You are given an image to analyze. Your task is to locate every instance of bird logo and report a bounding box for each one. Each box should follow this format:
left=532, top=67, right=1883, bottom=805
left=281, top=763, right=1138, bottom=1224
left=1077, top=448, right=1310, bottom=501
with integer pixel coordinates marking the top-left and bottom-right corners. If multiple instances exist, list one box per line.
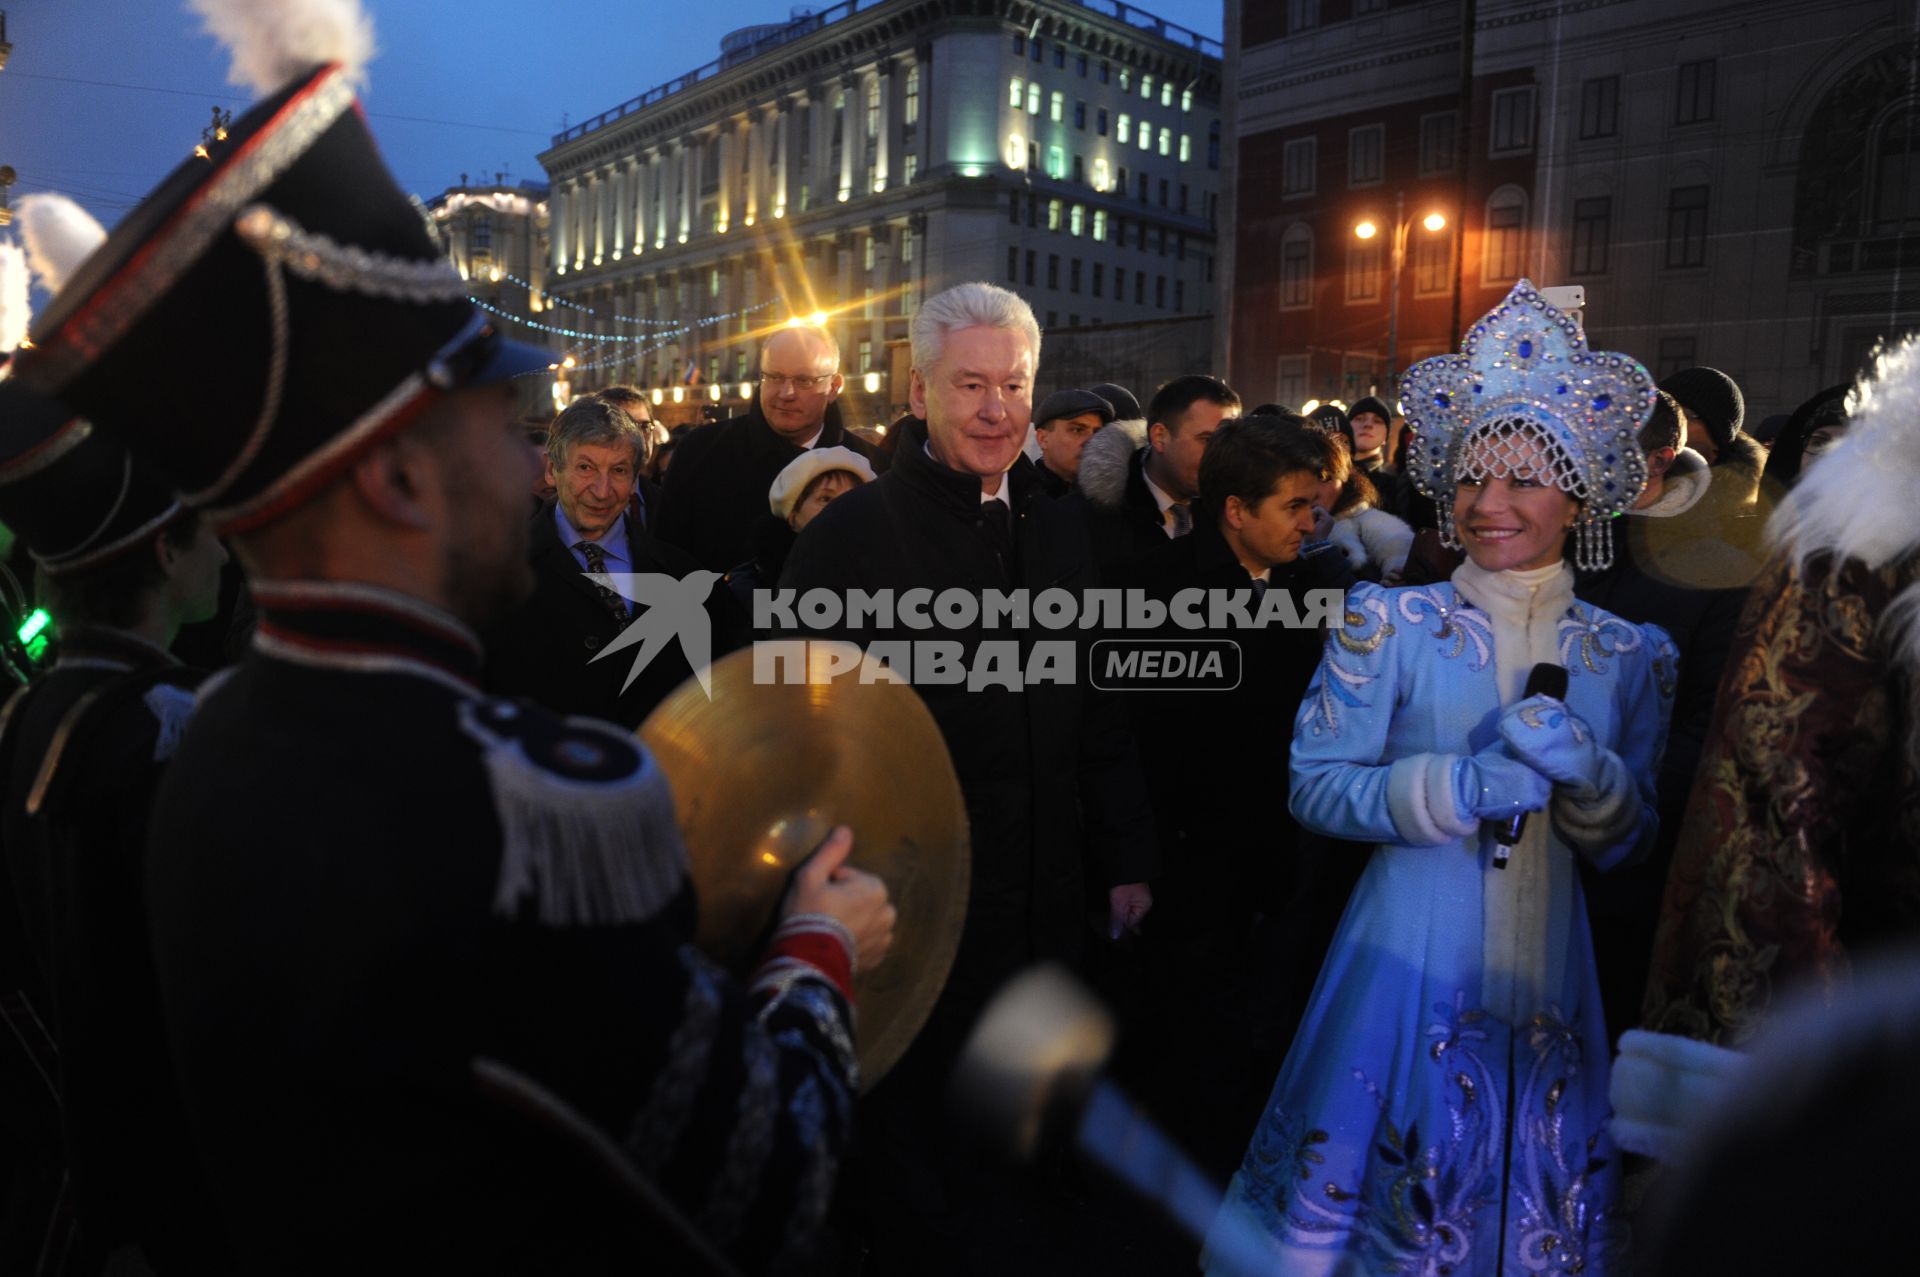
left=586, top=571, right=724, bottom=699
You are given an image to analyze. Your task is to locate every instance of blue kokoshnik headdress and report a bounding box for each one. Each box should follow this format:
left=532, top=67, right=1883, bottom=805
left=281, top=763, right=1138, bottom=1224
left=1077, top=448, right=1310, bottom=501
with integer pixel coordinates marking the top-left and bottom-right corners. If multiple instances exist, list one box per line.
left=1400, top=280, right=1655, bottom=571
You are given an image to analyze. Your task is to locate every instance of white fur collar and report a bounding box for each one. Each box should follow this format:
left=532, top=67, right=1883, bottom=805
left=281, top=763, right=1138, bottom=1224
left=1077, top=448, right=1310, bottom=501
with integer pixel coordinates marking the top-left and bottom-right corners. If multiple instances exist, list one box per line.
left=1074, top=417, right=1148, bottom=510
left=1637, top=449, right=1711, bottom=519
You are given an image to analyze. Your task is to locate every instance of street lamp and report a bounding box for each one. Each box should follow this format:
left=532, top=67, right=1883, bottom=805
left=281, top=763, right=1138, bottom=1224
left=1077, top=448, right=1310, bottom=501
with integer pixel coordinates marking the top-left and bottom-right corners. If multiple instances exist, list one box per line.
left=1354, top=192, right=1447, bottom=395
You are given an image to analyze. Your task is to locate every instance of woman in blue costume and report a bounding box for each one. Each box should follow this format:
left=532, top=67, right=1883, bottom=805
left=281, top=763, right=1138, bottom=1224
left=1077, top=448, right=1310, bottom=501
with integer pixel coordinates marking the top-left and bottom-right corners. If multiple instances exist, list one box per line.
left=1211, top=282, right=1677, bottom=1276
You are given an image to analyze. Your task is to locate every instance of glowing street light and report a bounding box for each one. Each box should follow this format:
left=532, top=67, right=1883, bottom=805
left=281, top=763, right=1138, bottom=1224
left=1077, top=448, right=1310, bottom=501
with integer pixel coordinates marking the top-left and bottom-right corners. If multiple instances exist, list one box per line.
left=1354, top=192, right=1451, bottom=394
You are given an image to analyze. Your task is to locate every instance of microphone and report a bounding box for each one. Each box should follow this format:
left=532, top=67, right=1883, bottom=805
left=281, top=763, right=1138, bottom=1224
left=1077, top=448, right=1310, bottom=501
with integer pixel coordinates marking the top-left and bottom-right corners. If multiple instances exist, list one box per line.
left=1491, top=661, right=1569, bottom=869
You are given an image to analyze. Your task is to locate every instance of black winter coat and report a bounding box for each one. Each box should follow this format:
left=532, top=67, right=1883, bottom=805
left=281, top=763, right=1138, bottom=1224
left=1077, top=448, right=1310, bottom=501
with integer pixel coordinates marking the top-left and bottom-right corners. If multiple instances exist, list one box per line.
left=778, top=419, right=1156, bottom=1004
left=485, top=504, right=746, bottom=730
left=654, top=399, right=881, bottom=571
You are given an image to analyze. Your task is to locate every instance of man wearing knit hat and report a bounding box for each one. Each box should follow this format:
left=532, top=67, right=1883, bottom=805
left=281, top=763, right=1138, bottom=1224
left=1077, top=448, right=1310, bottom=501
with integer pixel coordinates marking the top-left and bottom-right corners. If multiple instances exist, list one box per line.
left=1660, top=365, right=1769, bottom=516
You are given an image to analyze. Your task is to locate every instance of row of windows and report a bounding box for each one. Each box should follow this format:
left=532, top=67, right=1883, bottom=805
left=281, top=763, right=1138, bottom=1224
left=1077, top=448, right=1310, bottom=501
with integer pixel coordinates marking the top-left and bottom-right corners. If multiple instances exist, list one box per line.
left=1004, top=247, right=1188, bottom=311
left=1274, top=184, right=1713, bottom=311
left=1007, top=191, right=1194, bottom=255
left=1006, top=77, right=1207, bottom=164
left=1577, top=60, right=1717, bottom=139
left=1280, top=115, right=1461, bottom=198
left=1004, top=139, right=1201, bottom=212
left=1010, top=32, right=1198, bottom=113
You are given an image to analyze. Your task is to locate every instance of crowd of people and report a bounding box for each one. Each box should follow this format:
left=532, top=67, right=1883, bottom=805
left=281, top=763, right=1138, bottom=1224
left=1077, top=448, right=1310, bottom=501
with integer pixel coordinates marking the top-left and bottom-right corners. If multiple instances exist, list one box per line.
left=3, top=8, right=1919, bottom=1277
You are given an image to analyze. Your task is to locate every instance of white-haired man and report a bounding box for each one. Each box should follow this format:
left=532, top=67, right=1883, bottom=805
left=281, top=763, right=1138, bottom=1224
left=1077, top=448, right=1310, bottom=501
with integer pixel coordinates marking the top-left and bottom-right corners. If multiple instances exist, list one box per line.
left=780, top=282, right=1155, bottom=1274
left=656, top=324, right=883, bottom=570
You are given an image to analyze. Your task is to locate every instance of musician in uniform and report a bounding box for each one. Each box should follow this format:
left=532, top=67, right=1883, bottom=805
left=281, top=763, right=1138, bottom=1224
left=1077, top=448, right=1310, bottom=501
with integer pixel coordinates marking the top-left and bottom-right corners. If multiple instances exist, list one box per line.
left=11, top=16, right=895, bottom=1274
left=0, top=383, right=229, bottom=1270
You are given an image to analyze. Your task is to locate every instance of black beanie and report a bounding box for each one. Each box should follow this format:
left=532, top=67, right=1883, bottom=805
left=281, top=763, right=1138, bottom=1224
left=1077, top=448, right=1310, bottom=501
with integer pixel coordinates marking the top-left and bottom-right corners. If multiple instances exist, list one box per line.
left=1349, top=395, right=1394, bottom=424
left=1658, top=367, right=1745, bottom=452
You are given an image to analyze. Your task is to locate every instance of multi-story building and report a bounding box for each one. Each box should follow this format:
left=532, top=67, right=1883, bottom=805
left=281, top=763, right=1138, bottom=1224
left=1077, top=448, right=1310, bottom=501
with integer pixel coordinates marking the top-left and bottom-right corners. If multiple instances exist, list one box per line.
left=537, top=0, right=1224, bottom=424
left=1222, top=0, right=1919, bottom=418
left=424, top=176, right=552, bottom=330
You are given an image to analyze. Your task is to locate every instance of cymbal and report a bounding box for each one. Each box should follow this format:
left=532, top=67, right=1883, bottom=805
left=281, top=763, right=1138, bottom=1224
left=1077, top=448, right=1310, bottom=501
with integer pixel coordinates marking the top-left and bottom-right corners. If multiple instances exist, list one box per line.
left=638, top=642, right=970, bottom=1089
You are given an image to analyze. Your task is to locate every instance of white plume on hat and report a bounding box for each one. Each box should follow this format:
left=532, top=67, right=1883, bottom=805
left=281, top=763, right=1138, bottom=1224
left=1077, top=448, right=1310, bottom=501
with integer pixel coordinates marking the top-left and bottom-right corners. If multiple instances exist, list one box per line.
left=0, top=241, right=28, bottom=364
left=189, top=0, right=375, bottom=97
left=17, top=194, right=107, bottom=296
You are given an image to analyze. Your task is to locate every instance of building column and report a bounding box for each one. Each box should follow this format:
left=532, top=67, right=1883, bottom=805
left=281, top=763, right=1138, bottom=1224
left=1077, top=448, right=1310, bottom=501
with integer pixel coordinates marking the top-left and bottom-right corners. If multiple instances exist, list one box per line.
left=552, top=180, right=570, bottom=274
left=872, top=63, right=892, bottom=195
left=839, top=75, right=858, bottom=203
left=717, top=124, right=733, bottom=234
left=745, top=113, right=762, bottom=227
left=572, top=176, right=588, bottom=270
left=677, top=140, right=692, bottom=244
left=610, top=164, right=626, bottom=261
left=773, top=96, right=794, bottom=218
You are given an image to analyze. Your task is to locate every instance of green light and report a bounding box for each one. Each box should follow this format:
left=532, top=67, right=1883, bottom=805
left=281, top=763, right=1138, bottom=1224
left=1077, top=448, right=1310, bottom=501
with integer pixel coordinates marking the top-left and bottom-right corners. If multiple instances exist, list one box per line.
left=24, top=635, right=48, bottom=663
left=17, top=608, right=49, bottom=645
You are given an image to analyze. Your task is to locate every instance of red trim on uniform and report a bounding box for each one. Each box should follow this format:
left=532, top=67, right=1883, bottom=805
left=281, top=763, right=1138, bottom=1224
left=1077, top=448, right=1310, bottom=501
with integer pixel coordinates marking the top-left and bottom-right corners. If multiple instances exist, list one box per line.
left=760, top=932, right=855, bottom=1004
left=212, top=382, right=443, bottom=537
left=41, top=65, right=345, bottom=365
left=250, top=583, right=480, bottom=654
left=252, top=620, right=479, bottom=686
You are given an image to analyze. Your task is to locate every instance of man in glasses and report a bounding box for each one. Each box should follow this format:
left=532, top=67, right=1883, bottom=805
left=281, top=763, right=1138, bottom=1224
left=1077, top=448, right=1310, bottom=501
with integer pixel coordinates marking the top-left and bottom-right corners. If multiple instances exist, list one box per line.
left=656, top=324, right=884, bottom=571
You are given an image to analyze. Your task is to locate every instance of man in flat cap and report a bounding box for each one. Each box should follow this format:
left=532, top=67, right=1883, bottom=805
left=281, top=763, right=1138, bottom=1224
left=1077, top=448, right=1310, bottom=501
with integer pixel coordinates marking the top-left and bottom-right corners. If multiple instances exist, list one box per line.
left=1030, top=387, right=1114, bottom=497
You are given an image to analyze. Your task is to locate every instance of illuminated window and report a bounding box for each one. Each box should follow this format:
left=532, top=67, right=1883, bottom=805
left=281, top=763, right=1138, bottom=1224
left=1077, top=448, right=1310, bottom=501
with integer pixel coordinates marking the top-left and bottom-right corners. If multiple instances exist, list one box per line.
left=1070, top=204, right=1085, bottom=236
left=1048, top=199, right=1062, bottom=230
left=906, top=66, right=921, bottom=126
left=1118, top=113, right=1131, bottom=145
left=1093, top=208, right=1107, bottom=241
left=866, top=78, right=881, bottom=139
left=1051, top=91, right=1064, bottom=123
left=1093, top=157, right=1110, bottom=190
left=1006, top=134, right=1027, bottom=168
left=1119, top=68, right=1131, bottom=92
left=1158, top=127, right=1171, bottom=156
left=1010, top=77, right=1023, bottom=108
left=1139, top=125, right=1152, bottom=153
left=1027, top=82, right=1042, bottom=115
left=1181, top=88, right=1193, bottom=113
left=1142, top=74, right=1154, bottom=101
left=1161, top=82, right=1173, bottom=108
left=1179, top=134, right=1191, bottom=163
left=1047, top=146, right=1065, bottom=179
left=901, top=227, right=915, bottom=262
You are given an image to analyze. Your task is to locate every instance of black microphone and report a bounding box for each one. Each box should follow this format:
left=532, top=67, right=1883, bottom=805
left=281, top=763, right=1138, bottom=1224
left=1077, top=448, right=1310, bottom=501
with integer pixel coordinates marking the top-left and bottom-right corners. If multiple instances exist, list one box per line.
left=1491, top=662, right=1569, bottom=869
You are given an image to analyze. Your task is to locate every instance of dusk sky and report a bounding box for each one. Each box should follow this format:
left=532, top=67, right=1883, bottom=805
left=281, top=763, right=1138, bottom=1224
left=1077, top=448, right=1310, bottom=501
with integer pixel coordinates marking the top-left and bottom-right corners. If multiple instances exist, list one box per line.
left=1, top=0, right=1224, bottom=229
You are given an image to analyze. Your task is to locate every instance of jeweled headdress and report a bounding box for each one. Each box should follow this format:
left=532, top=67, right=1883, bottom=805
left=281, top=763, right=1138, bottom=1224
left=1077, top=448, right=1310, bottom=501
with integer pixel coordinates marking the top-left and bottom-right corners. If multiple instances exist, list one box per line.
left=1400, top=280, right=1654, bottom=570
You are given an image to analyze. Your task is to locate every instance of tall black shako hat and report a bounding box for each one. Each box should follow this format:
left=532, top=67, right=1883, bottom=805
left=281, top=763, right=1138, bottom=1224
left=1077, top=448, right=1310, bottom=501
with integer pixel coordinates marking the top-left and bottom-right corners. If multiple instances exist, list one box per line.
left=13, top=9, right=546, bottom=535
left=0, top=380, right=186, bottom=576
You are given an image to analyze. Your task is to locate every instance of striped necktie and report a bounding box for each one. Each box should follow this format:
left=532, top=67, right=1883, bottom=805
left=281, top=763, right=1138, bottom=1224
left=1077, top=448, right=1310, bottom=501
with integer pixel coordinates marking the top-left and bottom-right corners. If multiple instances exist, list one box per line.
left=575, top=541, right=631, bottom=623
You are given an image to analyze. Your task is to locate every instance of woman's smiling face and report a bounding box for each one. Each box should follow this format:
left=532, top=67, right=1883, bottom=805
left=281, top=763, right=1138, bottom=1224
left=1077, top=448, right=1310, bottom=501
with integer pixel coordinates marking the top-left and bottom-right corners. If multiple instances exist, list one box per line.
left=1452, top=430, right=1579, bottom=572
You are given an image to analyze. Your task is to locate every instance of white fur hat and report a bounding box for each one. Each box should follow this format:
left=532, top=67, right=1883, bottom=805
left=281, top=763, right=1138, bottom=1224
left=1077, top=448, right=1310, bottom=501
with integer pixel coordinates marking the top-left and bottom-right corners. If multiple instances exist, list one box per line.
left=768, top=446, right=876, bottom=520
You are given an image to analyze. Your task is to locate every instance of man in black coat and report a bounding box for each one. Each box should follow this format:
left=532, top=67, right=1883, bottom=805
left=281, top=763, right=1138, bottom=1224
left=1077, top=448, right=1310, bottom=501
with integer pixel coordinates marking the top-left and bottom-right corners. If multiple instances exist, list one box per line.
left=487, top=397, right=744, bottom=729
left=1575, top=389, right=1752, bottom=1041
left=1030, top=386, right=1113, bottom=497
left=655, top=325, right=882, bottom=570
left=1107, top=416, right=1354, bottom=1181
left=780, top=282, right=1154, bottom=1275
left=1075, top=374, right=1242, bottom=578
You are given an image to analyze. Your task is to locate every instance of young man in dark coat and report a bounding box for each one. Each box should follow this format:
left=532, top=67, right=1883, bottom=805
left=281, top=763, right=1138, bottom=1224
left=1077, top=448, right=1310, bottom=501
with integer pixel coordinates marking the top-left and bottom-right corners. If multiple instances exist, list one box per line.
left=1075, top=374, right=1242, bottom=578
left=780, top=281, right=1155, bottom=1275
left=10, top=39, right=893, bottom=1275
left=655, top=325, right=882, bottom=570
left=1107, top=414, right=1354, bottom=1182
left=486, top=397, right=744, bottom=730
left=0, top=383, right=231, bottom=1273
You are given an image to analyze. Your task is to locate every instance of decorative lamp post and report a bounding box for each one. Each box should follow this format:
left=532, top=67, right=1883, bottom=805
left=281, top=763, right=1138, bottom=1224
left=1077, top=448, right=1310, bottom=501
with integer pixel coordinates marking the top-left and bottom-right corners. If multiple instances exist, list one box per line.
left=1355, top=192, right=1447, bottom=395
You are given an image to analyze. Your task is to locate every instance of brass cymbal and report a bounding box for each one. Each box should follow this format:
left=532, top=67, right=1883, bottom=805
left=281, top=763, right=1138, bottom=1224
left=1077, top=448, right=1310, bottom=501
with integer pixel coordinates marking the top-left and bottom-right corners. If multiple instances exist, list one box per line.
left=638, top=642, right=970, bottom=1089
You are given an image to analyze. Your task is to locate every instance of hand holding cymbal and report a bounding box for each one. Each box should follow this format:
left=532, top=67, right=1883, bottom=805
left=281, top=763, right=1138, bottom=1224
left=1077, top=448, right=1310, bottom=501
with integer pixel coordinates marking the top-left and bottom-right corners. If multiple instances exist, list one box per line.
left=784, top=825, right=897, bottom=974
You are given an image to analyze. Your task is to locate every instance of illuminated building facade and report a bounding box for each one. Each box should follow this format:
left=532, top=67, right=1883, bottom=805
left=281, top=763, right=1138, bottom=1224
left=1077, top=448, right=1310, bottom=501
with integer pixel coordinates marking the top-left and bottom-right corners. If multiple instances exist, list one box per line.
left=426, top=177, right=552, bottom=316
left=538, top=0, right=1223, bottom=421
left=1222, top=0, right=1920, bottom=415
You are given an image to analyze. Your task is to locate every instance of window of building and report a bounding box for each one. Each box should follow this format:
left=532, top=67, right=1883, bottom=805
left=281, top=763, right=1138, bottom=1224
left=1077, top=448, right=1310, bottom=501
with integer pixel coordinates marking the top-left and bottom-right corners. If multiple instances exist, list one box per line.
left=1656, top=336, right=1698, bottom=380
left=1012, top=33, right=1024, bottom=55
left=1047, top=254, right=1060, bottom=289
left=1347, top=235, right=1381, bottom=302
left=1578, top=75, right=1618, bottom=140
left=1070, top=204, right=1085, bottom=236
left=1282, top=137, right=1317, bottom=197
left=1349, top=124, right=1384, bottom=187
left=1162, top=82, right=1174, bottom=108
left=1093, top=157, right=1110, bottom=191
left=1048, top=198, right=1062, bottom=231
left=1028, top=193, right=1039, bottom=226
left=1046, top=310, right=1057, bottom=327
left=1158, top=127, right=1171, bottom=156
left=1277, top=355, right=1309, bottom=407
left=1159, top=178, right=1169, bottom=206
left=1077, top=53, right=1088, bottom=77
left=1412, top=229, right=1454, bottom=296
left=1050, top=90, right=1064, bottom=123
left=1120, top=67, right=1131, bottom=92
left=1179, top=133, right=1192, bottom=163
left=1873, top=105, right=1920, bottom=233
left=1139, top=124, right=1153, bottom=154
left=1139, top=172, right=1149, bottom=201
left=1156, top=275, right=1167, bottom=308
left=1072, top=154, right=1084, bottom=183
left=1179, top=184, right=1189, bottom=213
left=1054, top=44, right=1066, bottom=69
left=1666, top=185, right=1708, bottom=267
left=1677, top=59, right=1716, bottom=125
left=709, top=266, right=721, bottom=297
left=1010, top=77, right=1023, bottom=108
left=864, top=236, right=877, bottom=271
left=1009, top=192, right=1022, bottom=224
left=1571, top=195, right=1611, bottom=274
left=1483, top=187, right=1527, bottom=282
left=858, top=338, right=873, bottom=372
left=902, top=226, right=915, bottom=262
left=1029, top=140, right=1039, bottom=171
left=1114, top=267, right=1126, bottom=301
left=1093, top=262, right=1105, bottom=296
left=1097, top=108, right=1109, bottom=136
left=1136, top=273, right=1146, bottom=304
left=867, top=77, right=881, bottom=139
left=1030, top=38, right=1042, bottom=63
left=1074, top=100, right=1087, bottom=130
left=1174, top=280, right=1183, bottom=311
left=1117, top=165, right=1128, bottom=194
left=1280, top=223, right=1312, bottom=309
left=1418, top=112, right=1457, bottom=177
left=1070, top=259, right=1082, bottom=292
left=1025, top=249, right=1036, bottom=286
left=1142, top=74, right=1155, bottom=102
left=1290, top=0, right=1320, bottom=31
left=1027, top=82, right=1042, bottom=115
left=1490, top=87, right=1535, bottom=156
left=903, top=153, right=919, bottom=183
left=1006, top=134, right=1027, bottom=169
left=1047, top=146, right=1066, bottom=179
left=1069, top=313, right=1079, bottom=327
left=904, top=65, right=921, bottom=127
left=1118, top=112, right=1132, bottom=145
left=1100, top=60, right=1111, bottom=85
left=1208, top=119, right=1221, bottom=169
left=471, top=214, right=492, bottom=251
left=1093, top=208, right=1107, bottom=240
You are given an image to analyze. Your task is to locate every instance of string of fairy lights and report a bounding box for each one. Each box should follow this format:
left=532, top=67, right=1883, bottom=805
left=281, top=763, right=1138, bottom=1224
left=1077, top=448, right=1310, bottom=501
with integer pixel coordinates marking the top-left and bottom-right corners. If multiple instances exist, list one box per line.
left=467, top=293, right=782, bottom=346
left=494, top=271, right=685, bottom=326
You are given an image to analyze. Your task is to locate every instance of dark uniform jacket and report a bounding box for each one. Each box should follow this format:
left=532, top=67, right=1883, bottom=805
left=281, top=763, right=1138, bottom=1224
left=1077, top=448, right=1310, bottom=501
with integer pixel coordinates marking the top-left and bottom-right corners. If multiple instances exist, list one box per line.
left=485, top=503, right=746, bottom=731
left=0, top=627, right=224, bottom=1272
left=1075, top=424, right=1178, bottom=581
left=147, top=582, right=859, bottom=1274
left=655, top=400, right=882, bottom=572
left=780, top=419, right=1155, bottom=1008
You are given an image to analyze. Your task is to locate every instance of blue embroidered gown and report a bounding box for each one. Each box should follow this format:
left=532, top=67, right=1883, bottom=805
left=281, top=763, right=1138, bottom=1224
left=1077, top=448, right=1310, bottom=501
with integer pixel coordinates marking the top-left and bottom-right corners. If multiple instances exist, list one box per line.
left=1213, top=580, right=1675, bottom=1276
